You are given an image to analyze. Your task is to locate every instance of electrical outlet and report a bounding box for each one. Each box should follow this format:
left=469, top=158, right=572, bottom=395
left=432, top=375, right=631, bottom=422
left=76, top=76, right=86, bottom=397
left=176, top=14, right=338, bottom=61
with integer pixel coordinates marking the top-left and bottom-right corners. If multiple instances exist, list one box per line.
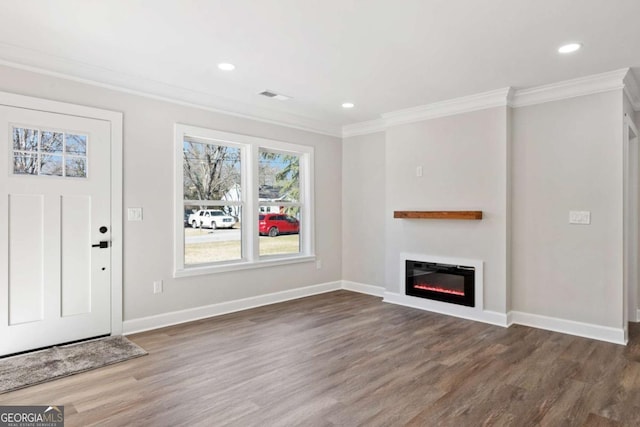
left=153, top=280, right=163, bottom=294
left=316, top=260, right=322, bottom=269
left=569, top=211, right=591, bottom=225
left=416, top=166, right=423, bottom=177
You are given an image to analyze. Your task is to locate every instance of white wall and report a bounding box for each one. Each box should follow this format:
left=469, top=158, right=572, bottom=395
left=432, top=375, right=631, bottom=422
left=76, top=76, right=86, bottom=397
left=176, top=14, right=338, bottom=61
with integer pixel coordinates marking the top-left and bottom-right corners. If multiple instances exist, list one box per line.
left=511, top=91, right=624, bottom=328
left=0, top=64, right=342, bottom=321
left=384, top=107, right=510, bottom=314
left=342, top=132, right=386, bottom=287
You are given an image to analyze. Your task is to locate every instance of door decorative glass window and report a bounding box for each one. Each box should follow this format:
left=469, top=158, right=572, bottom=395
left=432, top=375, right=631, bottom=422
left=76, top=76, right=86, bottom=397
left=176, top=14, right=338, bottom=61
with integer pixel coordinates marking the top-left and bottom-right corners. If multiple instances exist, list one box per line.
left=12, top=127, right=88, bottom=178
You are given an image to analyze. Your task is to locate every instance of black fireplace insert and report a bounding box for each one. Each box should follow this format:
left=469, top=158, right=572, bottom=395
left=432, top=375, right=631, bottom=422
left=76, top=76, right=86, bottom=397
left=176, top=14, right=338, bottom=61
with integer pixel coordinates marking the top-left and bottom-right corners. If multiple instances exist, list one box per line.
left=405, top=260, right=475, bottom=307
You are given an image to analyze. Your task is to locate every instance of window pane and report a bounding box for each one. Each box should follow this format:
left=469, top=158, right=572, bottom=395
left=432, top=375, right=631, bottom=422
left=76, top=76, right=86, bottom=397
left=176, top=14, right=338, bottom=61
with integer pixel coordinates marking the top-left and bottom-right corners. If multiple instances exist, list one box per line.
left=40, top=155, right=63, bottom=176
left=13, top=153, right=38, bottom=175
left=259, top=213, right=300, bottom=256
left=13, top=128, right=38, bottom=151
left=41, top=131, right=63, bottom=153
left=66, top=134, right=87, bottom=155
left=259, top=150, right=300, bottom=204
left=11, top=128, right=88, bottom=179
left=184, top=206, right=241, bottom=265
left=65, top=157, right=87, bottom=178
left=183, top=140, right=241, bottom=201
left=257, top=149, right=302, bottom=257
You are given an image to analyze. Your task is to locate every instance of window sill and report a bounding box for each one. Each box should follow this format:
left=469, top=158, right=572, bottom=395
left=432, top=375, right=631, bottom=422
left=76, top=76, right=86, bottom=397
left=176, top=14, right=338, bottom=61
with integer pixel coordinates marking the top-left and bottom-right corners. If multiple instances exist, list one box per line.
left=174, top=255, right=316, bottom=278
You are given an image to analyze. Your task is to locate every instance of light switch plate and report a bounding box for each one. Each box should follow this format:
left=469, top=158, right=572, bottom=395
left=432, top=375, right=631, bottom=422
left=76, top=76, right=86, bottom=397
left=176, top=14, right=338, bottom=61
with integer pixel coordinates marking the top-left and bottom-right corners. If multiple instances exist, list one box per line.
left=153, top=280, right=163, bottom=294
left=569, top=210, right=590, bottom=225
left=128, top=207, right=143, bottom=221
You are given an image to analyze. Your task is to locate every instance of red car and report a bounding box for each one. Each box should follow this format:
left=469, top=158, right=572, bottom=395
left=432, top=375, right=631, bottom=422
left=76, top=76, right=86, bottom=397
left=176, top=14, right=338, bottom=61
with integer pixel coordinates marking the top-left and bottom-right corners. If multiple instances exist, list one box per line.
left=259, top=213, right=300, bottom=237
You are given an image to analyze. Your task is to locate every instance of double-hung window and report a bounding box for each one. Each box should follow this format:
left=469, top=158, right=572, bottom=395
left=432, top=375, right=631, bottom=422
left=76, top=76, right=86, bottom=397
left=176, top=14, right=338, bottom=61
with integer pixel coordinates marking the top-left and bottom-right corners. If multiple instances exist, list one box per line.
left=174, top=124, right=314, bottom=276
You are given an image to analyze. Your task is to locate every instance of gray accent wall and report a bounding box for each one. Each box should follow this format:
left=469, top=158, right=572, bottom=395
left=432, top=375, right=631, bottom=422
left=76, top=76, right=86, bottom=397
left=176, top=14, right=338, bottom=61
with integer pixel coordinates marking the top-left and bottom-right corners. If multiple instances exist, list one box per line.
left=342, top=132, right=386, bottom=287
left=512, top=91, right=624, bottom=328
left=343, top=90, right=636, bottom=331
left=384, top=107, right=510, bottom=314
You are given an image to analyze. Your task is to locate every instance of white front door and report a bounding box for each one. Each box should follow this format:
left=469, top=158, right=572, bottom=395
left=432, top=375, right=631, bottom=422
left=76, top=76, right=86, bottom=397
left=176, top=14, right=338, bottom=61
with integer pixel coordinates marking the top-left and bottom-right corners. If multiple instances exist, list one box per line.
left=0, top=105, right=112, bottom=356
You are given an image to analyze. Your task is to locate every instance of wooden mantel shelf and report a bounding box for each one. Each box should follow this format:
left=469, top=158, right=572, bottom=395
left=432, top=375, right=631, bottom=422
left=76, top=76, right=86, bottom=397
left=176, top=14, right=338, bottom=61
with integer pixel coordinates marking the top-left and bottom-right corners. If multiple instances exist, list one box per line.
left=394, top=210, right=483, bottom=220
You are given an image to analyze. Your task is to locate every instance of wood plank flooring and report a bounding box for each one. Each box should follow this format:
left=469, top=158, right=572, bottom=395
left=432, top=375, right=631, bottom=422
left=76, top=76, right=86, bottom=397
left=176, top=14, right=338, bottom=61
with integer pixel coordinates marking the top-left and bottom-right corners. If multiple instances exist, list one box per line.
left=2, top=290, right=640, bottom=426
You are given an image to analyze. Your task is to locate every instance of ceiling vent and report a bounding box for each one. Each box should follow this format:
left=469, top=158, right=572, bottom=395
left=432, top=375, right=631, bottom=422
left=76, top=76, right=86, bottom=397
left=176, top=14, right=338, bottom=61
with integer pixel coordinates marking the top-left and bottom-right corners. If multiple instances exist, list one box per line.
left=258, top=90, right=291, bottom=101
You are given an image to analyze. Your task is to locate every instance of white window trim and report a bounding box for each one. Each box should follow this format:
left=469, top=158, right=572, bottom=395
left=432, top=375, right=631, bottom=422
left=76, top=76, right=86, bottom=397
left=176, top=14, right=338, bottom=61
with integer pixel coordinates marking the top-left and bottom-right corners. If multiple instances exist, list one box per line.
left=174, top=124, right=315, bottom=277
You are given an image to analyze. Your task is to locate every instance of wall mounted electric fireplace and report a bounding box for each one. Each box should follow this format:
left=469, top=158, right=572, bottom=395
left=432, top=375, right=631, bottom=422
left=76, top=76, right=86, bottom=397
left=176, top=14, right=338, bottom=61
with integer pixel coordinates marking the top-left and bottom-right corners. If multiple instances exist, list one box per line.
left=405, top=260, right=475, bottom=307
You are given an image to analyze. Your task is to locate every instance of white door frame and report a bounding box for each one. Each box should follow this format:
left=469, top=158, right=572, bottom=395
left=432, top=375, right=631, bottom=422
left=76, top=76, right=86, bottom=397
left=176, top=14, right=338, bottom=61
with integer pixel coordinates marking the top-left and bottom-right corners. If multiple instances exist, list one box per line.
left=625, top=112, right=639, bottom=329
left=0, top=90, right=123, bottom=336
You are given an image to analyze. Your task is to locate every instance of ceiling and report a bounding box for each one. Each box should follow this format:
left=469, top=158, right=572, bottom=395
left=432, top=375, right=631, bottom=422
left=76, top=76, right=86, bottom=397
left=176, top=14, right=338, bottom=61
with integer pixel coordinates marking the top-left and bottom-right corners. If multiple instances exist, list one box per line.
left=0, top=0, right=639, bottom=136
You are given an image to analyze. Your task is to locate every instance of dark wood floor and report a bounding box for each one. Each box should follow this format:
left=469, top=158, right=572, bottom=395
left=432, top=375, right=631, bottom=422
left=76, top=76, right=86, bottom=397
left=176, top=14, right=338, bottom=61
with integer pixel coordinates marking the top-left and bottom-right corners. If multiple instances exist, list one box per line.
left=2, top=290, right=640, bottom=426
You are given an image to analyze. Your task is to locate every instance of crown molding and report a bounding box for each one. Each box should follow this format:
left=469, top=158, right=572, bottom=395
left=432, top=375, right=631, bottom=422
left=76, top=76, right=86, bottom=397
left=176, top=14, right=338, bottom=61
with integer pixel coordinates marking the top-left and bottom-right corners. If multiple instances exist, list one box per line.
left=511, top=68, right=629, bottom=108
left=381, top=87, right=513, bottom=127
left=342, top=88, right=513, bottom=137
left=342, top=69, right=633, bottom=137
left=0, top=48, right=342, bottom=138
left=342, top=118, right=387, bottom=138
left=623, top=69, right=640, bottom=111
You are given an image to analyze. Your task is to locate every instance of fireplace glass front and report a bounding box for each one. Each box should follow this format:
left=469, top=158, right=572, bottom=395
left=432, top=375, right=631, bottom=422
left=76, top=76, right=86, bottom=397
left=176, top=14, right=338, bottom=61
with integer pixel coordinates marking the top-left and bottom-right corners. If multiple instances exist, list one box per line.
left=405, top=260, right=475, bottom=307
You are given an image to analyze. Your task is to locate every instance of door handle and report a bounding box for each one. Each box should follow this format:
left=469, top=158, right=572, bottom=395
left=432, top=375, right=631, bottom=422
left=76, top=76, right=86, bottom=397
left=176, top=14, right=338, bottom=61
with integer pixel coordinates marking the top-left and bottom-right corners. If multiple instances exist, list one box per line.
left=91, top=241, right=110, bottom=248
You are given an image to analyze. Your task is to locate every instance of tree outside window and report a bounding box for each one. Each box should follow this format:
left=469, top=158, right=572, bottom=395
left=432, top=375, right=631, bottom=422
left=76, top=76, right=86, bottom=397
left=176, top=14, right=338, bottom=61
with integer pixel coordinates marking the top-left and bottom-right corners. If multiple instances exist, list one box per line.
left=175, top=124, right=314, bottom=275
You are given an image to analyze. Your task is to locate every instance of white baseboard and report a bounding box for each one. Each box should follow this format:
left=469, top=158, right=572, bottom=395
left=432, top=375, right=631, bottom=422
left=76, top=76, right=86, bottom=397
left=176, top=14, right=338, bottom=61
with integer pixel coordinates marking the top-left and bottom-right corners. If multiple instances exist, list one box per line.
left=341, top=280, right=386, bottom=297
left=383, top=292, right=625, bottom=344
left=509, top=311, right=627, bottom=345
left=123, top=281, right=342, bottom=335
left=383, top=292, right=509, bottom=327
left=506, top=310, right=514, bottom=326
left=122, top=278, right=628, bottom=346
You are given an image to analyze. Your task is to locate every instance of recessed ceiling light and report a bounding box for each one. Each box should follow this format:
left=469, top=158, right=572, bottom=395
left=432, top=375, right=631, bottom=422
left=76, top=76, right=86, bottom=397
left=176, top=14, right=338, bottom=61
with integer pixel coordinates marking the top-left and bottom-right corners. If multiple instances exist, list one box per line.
left=342, top=102, right=355, bottom=109
left=217, top=63, right=235, bottom=71
left=558, top=43, right=582, bottom=54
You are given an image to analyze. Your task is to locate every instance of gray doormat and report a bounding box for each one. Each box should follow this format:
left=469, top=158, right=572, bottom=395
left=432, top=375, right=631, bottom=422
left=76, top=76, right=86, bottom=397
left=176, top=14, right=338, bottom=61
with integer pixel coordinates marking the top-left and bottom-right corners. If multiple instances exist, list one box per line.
left=0, top=336, right=147, bottom=394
